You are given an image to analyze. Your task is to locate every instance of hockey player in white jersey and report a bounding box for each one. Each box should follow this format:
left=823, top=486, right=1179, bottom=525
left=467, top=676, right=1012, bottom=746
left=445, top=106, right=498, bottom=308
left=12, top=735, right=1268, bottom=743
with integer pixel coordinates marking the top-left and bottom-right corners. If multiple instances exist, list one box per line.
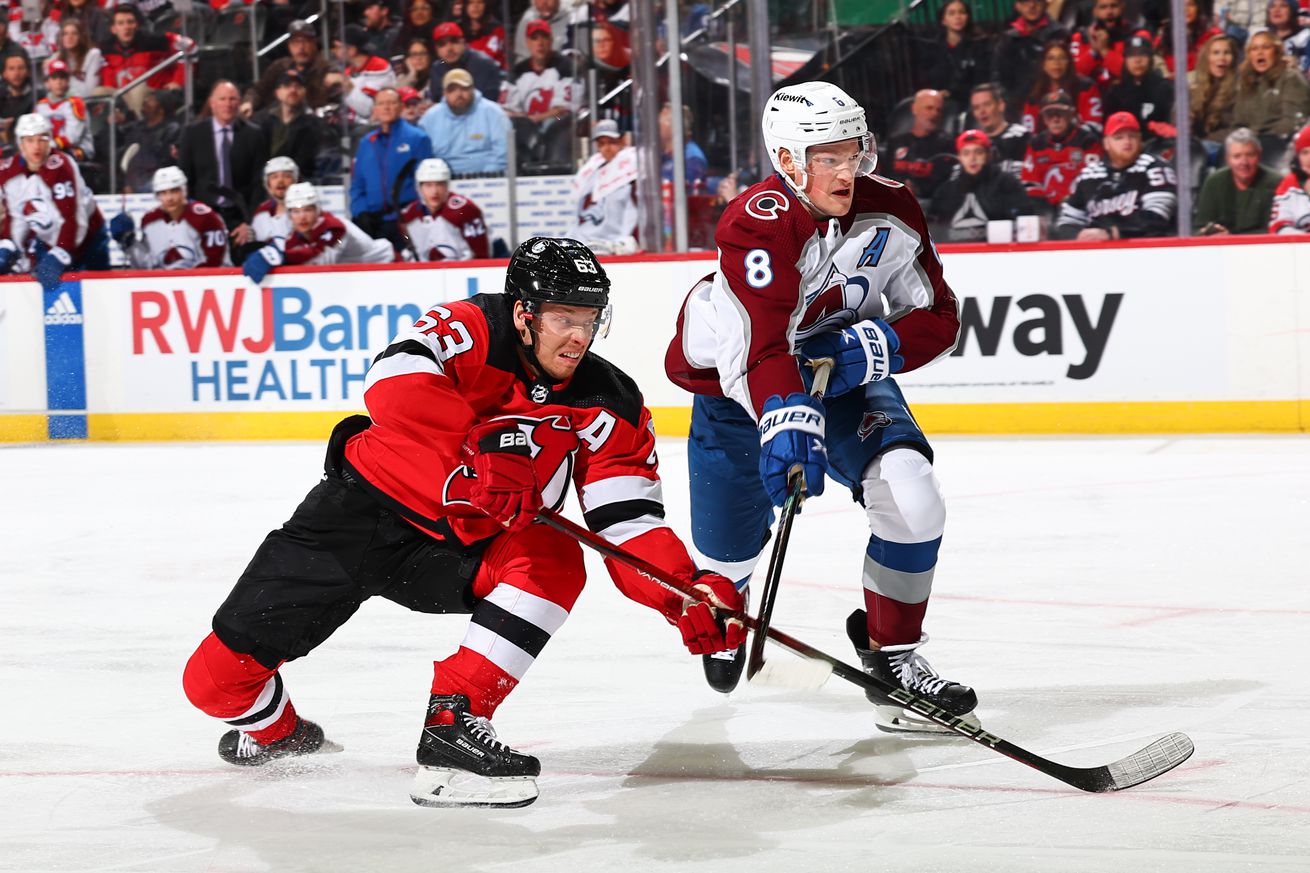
left=665, top=83, right=977, bottom=732
left=399, top=158, right=491, bottom=261
left=242, top=182, right=395, bottom=284
left=249, top=157, right=298, bottom=250
left=110, top=167, right=232, bottom=270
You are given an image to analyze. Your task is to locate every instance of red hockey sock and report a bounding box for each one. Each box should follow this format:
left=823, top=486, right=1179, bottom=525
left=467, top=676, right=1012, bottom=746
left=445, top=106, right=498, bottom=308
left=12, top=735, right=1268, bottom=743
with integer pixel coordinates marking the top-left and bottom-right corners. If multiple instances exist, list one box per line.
left=863, top=591, right=929, bottom=647
left=430, top=647, right=518, bottom=718
left=182, top=632, right=299, bottom=744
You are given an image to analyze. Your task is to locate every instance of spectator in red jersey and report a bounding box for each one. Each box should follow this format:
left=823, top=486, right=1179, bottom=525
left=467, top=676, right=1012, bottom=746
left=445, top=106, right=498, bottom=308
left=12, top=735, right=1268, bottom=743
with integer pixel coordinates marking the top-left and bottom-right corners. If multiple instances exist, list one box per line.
left=1156, top=0, right=1223, bottom=75
left=111, top=165, right=232, bottom=269
left=991, top=0, right=1067, bottom=121
left=1021, top=39, right=1103, bottom=133
left=927, top=128, right=1036, bottom=242
left=1021, top=89, right=1103, bottom=208
left=1104, top=34, right=1174, bottom=132
left=966, top=83, right=1030, bottom=179
left=881, top=88, right=955, bottom=201
left=460, top=0, right=506, bottom=68
left=1269, top=122, right=1310, bottom=232
left=1070, top=0, right=1146, bottom=85
left=241, top=182, right=394, bottom=283
left=400, top=157, right=490, bottom=260
left=1189, top=32, right=1239, bottom=161
left=98, top=4, right=186, bottom=116
left=1232, top=28, right=1310, bottom=140
left=336, top=24, right=399, bottom=125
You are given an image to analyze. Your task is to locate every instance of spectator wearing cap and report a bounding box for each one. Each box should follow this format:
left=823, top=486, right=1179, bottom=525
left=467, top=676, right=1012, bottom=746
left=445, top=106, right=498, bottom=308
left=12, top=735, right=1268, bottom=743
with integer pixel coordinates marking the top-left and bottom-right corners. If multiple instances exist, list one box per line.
left=1104, top=34, right=1174, bottom=132
left=350, top=87, right=432, bottom=250
left=1232, top=27, right=1310, bottom=141
left=991, top=0, right=1067, bottom=122
left=360, top=0, right=401, bottom=59
left=881, top=89, right=955, bottom=202
left=429, top=21, right=503, bottom=103
left=1021, top=89, right=1102, bottom=208
left=97, top=4, right=187, bottom=116
left=176, top=79, right=268, bottom=250
left=505, top=19, right=579, bottom=166
left=398, top=86, right=427, bottom=123
left=252, top=68, right=327, bottom=183
left=1055, top=111, right=1177, bottom=240
left=50, top=19, right=104, bottom=101
left=967, top=83, right=1030, bottom=180
left=927, top=129, right=1035, bottom=242
left=1266, top=0, right=1310, bottom=70
left=1194, top=126, right=1281, bottom=234
left=1069, top=0, right=1146, bottom=85
left=1269, top=122, right=1310, bottom=232
left=512, top=0, right=571, bottom=61
left=418, top=67, right=508, bottom=174
left=243, top=20, right=332, bottom=115
left=573, top=119, right=638, bottom=254
left=396, top=38, right=434, bottom=100
left=340, top=24, right=399, bottom=124
left=36, top=60, right=93, bottom=160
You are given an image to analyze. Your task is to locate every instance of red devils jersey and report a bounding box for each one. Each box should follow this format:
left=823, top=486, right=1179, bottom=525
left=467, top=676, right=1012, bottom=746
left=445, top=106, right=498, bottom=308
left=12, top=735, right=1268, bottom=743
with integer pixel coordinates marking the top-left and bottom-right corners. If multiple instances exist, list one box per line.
left=1020, top=79, right=1103, bottom=133
left=343, top=292, right=693, bottom=618
left=1021, top=126, right=1103, bottom=205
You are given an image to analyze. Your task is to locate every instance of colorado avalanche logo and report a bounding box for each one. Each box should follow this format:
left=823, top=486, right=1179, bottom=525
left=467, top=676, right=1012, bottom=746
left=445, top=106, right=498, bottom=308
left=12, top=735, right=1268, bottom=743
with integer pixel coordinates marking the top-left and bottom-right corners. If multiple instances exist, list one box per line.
left=427, top=244, right=462, bottom=261
left=22, top=200, right=55, bottom=234
left=795, top=263, right=870, bottom=341
left=857, top=411, right=892, bottom=441
left=160, top=245, right=197, bottom=268
left=443, top=415, right=578, bottom=511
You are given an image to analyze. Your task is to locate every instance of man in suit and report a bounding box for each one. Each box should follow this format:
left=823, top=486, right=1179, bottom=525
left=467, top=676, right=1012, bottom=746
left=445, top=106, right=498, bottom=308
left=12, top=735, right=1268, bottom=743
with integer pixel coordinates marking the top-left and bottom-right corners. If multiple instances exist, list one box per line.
left=177, top=80, right=268, bottom=252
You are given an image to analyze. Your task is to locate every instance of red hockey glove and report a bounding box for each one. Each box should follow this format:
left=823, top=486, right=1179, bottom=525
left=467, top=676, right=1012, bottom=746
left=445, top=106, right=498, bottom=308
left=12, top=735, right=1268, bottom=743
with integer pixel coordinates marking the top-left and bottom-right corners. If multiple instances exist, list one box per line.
left=675, top=571, right=747, bottom=655
left=467, top=422, right=541, bottom=532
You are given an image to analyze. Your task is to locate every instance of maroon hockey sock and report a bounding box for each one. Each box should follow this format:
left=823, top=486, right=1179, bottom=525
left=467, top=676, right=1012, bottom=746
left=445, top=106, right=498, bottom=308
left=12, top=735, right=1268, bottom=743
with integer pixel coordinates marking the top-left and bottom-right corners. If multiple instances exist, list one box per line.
left=430, top=647, right=519, bottom=718
left=864, top=592, right=928, bottom=647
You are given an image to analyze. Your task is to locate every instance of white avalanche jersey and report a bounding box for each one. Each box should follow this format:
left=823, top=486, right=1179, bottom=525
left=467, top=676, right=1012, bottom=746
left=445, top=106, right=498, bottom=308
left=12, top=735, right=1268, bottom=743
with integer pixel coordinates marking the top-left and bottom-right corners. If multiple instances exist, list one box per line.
left=126, top=201, right=231, bottom=269
left=666, top=173, right=961, bottom=418
left=573, top=146, right=638, bottom=247
left=250, top=198, right=292, bottom=246
left=399, top=193, right=490, bottom=261
left=0, top=150, right=103, bottom=261
left=279, top=211, right=395, bottom=266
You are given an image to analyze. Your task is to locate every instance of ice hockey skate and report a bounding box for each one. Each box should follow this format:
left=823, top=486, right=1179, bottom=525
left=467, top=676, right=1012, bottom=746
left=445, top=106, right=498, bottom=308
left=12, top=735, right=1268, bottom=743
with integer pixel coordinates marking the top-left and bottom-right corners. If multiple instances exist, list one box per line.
left=217, top=717, right=342, bottom=766
left=410, top=694, right=540, bottom=809
left=845, top=609, right=980, bottom=734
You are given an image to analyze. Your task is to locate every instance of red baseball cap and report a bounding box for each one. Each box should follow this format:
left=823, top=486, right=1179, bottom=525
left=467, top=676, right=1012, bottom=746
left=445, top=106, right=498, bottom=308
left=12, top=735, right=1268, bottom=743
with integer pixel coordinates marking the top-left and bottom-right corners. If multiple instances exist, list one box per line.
left=955, top=128, right=992, bottom=152
left=47, top=59, right=69, bottom=76
left=433, top=21, right=464, bottom=41
left=526, top=19, right=552, bottom=38
left=1104, top=111, right=1141, bottom=137
left=398, top=86, right=420, bottom=105
left=1296, top=123, right=1310, bottom=153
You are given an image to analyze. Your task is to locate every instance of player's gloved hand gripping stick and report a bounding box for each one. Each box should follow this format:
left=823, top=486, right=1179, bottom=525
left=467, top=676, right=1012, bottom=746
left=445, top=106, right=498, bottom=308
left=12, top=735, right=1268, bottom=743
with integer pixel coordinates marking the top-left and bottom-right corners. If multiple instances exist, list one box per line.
left=537, top=508, right=1195, bottom=794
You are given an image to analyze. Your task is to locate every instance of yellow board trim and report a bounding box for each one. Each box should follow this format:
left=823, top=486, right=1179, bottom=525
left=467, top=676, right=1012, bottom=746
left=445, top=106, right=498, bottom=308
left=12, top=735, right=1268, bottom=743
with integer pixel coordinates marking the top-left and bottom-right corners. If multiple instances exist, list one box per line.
left=0, top=401, right=1305, bottom=442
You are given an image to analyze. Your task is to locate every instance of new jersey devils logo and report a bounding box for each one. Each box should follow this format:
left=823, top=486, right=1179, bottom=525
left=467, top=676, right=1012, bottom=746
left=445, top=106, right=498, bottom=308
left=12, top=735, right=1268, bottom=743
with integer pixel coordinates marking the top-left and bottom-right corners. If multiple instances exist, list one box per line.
left=857, top=411, right=892, bottom=441
left=442, top=415, right=579, bottom=511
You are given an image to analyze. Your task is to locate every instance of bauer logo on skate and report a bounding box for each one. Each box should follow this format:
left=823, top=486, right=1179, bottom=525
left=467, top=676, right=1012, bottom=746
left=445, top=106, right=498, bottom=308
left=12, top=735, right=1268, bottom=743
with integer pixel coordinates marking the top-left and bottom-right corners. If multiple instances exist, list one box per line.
left=887, top=689, right=1003, bottom=746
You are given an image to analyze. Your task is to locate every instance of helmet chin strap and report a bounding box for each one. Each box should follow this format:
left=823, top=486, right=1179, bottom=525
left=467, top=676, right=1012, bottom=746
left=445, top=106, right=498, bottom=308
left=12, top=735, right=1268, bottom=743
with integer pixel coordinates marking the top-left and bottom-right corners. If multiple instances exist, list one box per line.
left=518, top=311, right=566, bottom=387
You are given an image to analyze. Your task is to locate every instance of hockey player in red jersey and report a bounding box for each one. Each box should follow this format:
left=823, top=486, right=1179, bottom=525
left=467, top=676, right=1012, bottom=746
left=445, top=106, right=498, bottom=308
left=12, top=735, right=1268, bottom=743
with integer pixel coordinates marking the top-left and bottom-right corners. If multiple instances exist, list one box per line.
left=0, top=113, right=108, bottom=289
left=399, top=157, right=491, bottom=261
left=183, top=238, right=744, bottom=807
left=241, top=182, right=395, bottom=283
left=109, top=167, right=232, bottom=269
left=665, top=82, right=979, bottom=733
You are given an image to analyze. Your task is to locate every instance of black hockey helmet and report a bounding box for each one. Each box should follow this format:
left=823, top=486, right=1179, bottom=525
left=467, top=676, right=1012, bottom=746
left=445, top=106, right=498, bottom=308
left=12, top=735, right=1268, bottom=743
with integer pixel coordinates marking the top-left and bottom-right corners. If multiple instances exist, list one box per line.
left=505, top=237, right=612, bottom=338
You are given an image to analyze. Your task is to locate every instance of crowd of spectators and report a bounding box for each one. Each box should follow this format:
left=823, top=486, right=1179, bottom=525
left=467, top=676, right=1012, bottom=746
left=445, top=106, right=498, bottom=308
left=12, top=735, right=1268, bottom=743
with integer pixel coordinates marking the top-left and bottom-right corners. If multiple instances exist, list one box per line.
left=901, top=0, right=1310, bottom=241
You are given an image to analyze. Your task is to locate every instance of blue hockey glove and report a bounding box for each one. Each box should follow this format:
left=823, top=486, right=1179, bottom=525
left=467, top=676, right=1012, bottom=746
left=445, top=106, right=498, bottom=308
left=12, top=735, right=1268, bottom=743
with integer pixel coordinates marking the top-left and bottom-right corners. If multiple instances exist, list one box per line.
left=0, top=239, right=18, bottom=273
left=757, top=393, right=828, bottom=507
left=242, top=245, right=283, bottom=285
left=34, top=247, right=70, bottom=294
left=800, top=318, right=904, bottom=398
left=108, top=212, right=136, bottom=246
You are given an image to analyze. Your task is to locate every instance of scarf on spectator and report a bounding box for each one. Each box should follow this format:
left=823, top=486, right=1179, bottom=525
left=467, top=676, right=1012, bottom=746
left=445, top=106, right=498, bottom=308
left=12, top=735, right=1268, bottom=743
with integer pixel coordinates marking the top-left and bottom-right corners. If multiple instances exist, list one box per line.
left=574, top=145, right=638, bottom=201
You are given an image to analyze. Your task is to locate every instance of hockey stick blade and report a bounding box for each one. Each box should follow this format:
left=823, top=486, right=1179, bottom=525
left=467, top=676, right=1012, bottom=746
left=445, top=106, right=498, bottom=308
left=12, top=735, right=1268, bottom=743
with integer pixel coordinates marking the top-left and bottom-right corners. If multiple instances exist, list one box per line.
left=536, top=509, right=1195, bottom=793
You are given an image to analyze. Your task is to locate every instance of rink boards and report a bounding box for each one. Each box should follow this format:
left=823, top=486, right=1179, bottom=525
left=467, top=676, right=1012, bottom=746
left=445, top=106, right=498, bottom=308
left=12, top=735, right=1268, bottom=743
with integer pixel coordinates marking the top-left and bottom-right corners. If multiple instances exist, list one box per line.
left=2, top=236, right=1308, bottom=441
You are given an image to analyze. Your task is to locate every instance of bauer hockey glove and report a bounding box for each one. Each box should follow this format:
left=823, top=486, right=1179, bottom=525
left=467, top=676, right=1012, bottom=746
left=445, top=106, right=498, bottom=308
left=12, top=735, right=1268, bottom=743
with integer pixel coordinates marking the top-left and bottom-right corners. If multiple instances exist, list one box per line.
left=799, top=318, right=904, bottom=398
left=467, top=421, right=542, bottom=532
left=242, top=245, right=283, bottom=285
left=674, top=571, right=747, bottom=655
left=34, top=246, right=71, bottom=294
left=758, top=393, right=828, bottom=507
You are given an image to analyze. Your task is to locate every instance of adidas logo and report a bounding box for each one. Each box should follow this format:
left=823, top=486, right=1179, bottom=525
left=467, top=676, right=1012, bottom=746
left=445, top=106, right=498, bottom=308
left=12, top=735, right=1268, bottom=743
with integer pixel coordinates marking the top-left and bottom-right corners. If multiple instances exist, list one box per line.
left=44, top=290, right=82, bottom=326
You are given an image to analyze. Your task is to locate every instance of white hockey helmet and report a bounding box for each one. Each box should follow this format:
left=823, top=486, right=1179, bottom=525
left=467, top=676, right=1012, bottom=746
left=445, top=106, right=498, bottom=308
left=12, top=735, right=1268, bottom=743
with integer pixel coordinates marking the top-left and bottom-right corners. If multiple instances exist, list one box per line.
left=284, top=182, right=319, bottom=210
left=15, top=113, right=52, bottom=139
left=761, top=82, right=876, bottom=194
left=415, top=157, right=451, bottom=183
left=152, top=166, right=188, bottom=194
left=263, top=156, right=300, bottom=181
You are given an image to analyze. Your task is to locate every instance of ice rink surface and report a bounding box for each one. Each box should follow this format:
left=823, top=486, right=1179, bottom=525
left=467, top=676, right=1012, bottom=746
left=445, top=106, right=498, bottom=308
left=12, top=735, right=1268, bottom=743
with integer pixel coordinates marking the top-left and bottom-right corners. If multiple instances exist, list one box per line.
left=2, top=435, right=1309, bottom=873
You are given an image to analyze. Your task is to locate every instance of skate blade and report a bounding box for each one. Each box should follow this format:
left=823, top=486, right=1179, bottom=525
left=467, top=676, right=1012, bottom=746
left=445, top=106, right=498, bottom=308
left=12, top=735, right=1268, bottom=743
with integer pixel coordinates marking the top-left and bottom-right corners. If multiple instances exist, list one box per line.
left=409, top=766, right=539, bottom=809
left=748, top=656, right=833, bottom=690
left=318, top=738, right=345, bottom=754
left=875, top=705, right=982, bottom=736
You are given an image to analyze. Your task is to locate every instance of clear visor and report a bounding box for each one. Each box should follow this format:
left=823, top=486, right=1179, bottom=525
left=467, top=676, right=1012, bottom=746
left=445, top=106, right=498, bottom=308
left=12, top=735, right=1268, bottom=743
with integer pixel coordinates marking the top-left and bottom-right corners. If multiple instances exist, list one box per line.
left=804, top=133, right=876, bottom=178
left=533, top=303, right=612, bottom=340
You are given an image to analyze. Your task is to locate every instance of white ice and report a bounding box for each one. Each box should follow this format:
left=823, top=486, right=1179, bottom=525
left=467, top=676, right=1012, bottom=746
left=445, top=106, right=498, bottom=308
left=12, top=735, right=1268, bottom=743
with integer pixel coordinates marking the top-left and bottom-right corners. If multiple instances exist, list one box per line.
left=2, top=435, right=1308, bottom=873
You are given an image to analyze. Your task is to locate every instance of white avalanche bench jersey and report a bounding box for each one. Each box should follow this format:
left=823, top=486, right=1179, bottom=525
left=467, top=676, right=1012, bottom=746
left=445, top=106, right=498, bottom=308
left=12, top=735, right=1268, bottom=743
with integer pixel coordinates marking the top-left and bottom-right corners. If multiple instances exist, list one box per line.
left=665, top=173, right=961, bottom=419
left=126, top=200, right=231, bottom=269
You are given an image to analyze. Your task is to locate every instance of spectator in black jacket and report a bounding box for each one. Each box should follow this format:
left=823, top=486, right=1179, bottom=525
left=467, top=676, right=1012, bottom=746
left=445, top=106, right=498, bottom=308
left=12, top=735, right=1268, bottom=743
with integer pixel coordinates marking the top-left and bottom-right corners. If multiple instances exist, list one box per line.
left=121, top=90, right=180, bottom=193
left=242, top=20, right=332, bottom=116
left=917, top=0, right=991, bottom=100
left=360, top=0, right=400, bottom=59
left=992, top=0, right=1067, bottom=119
left=928, top=128, right=1036, bottom=241
left=428, top=21, right=502, bottom=102
left=1104, top=33, right=1174, bottom=130
left=881, top=89, right=956, bottom=202
left=253, top=69, right=325, bottom=183
left=0, top=54, right=33, bottom=147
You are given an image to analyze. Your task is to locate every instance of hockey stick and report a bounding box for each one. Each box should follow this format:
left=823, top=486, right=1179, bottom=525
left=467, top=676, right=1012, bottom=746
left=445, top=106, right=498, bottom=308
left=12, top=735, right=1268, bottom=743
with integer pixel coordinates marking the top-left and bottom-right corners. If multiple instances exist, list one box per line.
left=745, top=357, right=833, bottom=685
left=536, top=508, right=1195, bottom=793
